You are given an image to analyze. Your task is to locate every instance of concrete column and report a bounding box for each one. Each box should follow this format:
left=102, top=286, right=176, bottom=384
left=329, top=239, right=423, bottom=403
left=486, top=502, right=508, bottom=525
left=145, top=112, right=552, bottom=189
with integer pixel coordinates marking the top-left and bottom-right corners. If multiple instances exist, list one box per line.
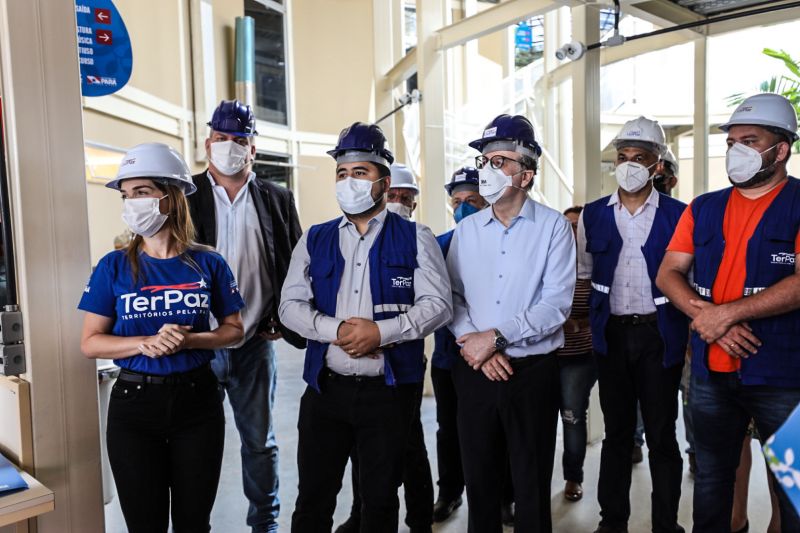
left=0, top=0, right=104, bottom=531
left=693, top=36, right=709, bottom=197
left=415, top=0, right=449, bottom=234
left=570, top=4, right=602, bottom=205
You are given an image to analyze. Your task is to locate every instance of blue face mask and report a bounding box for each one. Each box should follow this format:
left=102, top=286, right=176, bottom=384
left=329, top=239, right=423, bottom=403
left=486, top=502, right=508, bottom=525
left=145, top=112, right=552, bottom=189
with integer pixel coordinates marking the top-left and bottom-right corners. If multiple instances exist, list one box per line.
left=453, top=202, right=480, bottom=223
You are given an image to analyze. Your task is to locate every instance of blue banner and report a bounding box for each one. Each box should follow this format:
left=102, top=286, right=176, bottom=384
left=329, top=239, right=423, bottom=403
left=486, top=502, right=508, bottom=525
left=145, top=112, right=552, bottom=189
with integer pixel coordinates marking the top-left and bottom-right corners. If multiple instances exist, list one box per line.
left=75, top=0, right=132, bottom=97
left=515, top=22, right=532, bottom=52
left=764, top=402, right=800, bottom=515
left=0, top=453, right=27, bottom=494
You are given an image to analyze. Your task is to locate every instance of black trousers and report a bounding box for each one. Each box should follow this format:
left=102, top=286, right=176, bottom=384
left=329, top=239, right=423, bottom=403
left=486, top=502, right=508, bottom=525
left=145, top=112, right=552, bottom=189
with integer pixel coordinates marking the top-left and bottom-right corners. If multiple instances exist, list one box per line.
left=431, top=365, right=465, bottom=501
left=452, top=353, right=559, bottom=533
left=291, top=371, right=417, bottom=533
left=348, top=381, right=434, bottom=528
left=597, top=319, right=684, bottom=532
left=106, top=366, right=225, bottom=533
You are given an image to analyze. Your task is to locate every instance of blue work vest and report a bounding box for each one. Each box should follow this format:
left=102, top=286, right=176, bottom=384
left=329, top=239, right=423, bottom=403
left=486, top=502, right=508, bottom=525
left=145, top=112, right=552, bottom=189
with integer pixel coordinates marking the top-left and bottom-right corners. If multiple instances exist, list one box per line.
left=583, top=193, right=689, bottom=367
left=691, top=177, right=800, bottom=387
left=303, top=211, right=424, bottom=391
left=432, top=230, right=459, bottom=370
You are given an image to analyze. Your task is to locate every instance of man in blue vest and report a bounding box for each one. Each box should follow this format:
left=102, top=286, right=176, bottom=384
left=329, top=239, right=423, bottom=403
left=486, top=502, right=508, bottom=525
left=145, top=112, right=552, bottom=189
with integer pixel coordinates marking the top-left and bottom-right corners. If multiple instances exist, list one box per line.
left=279, top=122, right=452, bottom=533
left=577, top=116, right=689, bottom=533
left=447, top=114, right=576, bottom=533
left=656, top=93, right=800, bottom=532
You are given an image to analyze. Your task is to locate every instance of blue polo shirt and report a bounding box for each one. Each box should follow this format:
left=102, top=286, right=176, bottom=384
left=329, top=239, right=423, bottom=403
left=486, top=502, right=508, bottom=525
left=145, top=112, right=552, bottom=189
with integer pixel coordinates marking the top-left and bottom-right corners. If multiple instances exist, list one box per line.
left=78, top=249, right=245, bottom=375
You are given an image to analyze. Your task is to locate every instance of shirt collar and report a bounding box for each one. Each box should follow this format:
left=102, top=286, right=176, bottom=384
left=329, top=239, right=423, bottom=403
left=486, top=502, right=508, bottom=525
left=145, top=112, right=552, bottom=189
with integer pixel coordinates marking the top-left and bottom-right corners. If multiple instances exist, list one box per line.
left=338, top=205, right=388, bottom=229
left=206, top=170, right=256, bottom=187
left=607, top=186, right=660, bottom=210
left=482, top=197, right=537, bottom=226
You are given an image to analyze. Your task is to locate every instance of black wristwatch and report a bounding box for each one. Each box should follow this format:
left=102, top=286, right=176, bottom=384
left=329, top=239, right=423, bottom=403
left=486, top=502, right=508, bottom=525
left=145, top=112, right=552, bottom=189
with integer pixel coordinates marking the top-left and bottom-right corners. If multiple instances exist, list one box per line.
left=493, top=328, right=508, bottom=351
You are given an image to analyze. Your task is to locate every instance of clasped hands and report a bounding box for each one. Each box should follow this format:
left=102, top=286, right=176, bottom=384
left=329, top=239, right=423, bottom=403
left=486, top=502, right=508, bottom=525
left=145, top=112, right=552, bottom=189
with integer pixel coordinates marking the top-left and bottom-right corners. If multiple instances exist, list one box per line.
left=688, top=299, right=761, bottom=359
left=335, top=318, right=383, bottom=359
left=139, top=324, right=192, bottom=359
left=457, top=330, right=514, bottom=382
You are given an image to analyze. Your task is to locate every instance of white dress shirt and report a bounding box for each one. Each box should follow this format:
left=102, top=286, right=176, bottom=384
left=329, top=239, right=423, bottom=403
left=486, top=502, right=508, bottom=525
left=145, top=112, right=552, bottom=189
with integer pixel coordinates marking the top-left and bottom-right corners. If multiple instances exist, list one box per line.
left=446, top=198, right=576, bottom=358
left=576, top=187, right=659, bottom=315
left=208, top=171, right=272, bottom=347
left=279, top=208, right=453, bottom=376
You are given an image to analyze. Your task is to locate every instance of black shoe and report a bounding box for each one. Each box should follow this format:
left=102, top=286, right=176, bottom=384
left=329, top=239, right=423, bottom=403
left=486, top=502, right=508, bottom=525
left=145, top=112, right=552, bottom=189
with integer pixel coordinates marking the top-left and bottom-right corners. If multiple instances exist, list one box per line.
left=501, top=503, right=514, bottom=526
left=333, top=515, right=360, bottom=533
left=632, top=445, right=644, bottom=464
left=592, top=526, right=628, bottom=533
left=433, top=495, right=463, bottom=522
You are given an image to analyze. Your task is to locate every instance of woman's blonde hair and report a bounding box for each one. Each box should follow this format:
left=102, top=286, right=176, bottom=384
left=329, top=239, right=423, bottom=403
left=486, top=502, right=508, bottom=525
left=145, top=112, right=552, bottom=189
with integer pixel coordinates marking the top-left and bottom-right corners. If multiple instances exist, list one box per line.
left=124, top=180, right=211, bottom=284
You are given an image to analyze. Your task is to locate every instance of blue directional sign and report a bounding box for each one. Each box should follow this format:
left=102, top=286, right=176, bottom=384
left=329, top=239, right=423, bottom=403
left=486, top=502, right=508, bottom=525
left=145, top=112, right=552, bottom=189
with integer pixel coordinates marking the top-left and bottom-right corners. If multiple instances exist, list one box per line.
left=515, top=22, right=533, bottom=51
left=75, top=0, right=132, bottom=97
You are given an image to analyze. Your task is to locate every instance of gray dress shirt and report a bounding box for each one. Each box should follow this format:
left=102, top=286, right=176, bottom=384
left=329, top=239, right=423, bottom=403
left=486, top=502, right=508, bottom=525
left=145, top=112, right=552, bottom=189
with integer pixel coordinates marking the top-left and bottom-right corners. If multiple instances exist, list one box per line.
left=279, top=208, right=453, bottom=376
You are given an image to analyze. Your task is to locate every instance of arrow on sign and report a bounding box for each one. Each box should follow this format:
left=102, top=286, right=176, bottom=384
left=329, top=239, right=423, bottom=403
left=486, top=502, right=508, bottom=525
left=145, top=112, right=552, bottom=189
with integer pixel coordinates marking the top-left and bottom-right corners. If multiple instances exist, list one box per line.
left=95, top=29, right=113, bottom=45
left=94, top=8, right=111, bottom=24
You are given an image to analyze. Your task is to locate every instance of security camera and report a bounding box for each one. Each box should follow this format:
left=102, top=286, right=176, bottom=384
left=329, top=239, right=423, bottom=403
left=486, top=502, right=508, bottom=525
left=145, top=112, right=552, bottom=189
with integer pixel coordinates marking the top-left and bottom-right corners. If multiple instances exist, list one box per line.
left=555, top=41, right=586, bottom=61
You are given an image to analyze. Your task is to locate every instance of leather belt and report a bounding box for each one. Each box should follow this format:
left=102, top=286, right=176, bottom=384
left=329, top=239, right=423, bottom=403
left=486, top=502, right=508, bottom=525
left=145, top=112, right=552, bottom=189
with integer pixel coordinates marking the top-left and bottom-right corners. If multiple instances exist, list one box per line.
left=117, top=364, right=211, bottom=385
left=608, top=313, right=658, bottom=326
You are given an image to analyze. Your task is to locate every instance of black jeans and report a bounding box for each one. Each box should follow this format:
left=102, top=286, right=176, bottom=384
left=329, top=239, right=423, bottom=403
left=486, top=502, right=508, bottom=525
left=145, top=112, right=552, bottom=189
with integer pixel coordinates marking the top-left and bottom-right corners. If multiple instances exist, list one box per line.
left=431, top=365, right=465, bottom=501
left=452, top=353, right=559, bottom=533
left=291, top=371, right=417, bottom=533
left=597, top=320, right=684, bottom=533
left=558, top=352, right=598, bottom=483
left=348, top=381, right=434, bottom=529
left=106, top=366, right=225, bottom=533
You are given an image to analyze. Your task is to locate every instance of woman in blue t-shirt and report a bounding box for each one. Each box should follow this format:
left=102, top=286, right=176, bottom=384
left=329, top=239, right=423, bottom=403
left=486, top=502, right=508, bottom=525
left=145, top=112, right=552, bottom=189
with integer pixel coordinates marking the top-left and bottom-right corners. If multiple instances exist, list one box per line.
left=78, top=143, right=245, bottom=533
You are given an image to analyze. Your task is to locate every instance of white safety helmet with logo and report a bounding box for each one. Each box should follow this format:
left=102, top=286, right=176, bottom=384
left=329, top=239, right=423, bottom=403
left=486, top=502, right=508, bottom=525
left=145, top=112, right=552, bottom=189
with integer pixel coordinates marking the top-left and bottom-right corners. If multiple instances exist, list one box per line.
left=389, top=163, right=419, bottom=195
left=106, top=142, right=197, bottom=196
left=719, top=93, right=799, bottom=142
left=612, top=116, right=667, bottom=157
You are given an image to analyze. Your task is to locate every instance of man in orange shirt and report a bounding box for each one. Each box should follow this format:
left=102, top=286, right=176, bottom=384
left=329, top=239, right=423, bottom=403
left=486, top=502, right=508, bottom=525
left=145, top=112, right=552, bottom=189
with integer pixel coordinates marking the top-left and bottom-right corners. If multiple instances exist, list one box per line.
left=656, top=93, right=800, bottom=532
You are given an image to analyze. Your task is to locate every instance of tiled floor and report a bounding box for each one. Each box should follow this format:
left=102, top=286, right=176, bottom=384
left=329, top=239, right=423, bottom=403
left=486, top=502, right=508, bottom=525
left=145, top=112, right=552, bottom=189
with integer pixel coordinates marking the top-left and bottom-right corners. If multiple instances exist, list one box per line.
left=105, top=341, right=775, bottom=532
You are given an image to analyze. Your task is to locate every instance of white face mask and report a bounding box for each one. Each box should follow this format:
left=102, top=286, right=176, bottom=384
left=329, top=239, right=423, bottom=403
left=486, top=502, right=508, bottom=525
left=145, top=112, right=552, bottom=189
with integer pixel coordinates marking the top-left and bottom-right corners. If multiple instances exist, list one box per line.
left=385, top=201, right=413, bottom=220
left=615, top=161, right=656, bottom=193
left=479, top=166, right=513, bottom=205
left=209, top=140, right=250, bottom=176
left=122, top=196, right=168, bottom=238
left=336, top=177, right=384, bottom=215
left=726, top=142, right=778, bottom=185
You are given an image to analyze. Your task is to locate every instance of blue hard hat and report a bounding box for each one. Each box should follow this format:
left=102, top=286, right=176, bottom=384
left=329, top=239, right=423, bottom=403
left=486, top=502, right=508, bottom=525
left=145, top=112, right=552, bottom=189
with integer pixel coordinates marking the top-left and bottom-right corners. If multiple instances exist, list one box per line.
left=445, top=166, right=479, bottom=195
left=327, top=122, right=394, bottom=168
left=208, top=100, right=257, bottom=136
left=468, top=114, right=542, bottom=158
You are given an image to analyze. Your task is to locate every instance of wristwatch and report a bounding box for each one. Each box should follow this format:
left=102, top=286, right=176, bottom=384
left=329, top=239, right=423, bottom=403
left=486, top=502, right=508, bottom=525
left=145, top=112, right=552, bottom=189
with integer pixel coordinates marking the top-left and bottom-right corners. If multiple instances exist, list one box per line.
left=493, top=328, right=508, bottom=351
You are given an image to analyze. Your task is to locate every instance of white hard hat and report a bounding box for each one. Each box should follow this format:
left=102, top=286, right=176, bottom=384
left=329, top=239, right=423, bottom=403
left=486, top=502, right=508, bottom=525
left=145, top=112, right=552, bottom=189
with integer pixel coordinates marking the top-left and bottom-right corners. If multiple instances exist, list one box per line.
left=612, top=116, right=667, bottom=156
left=719, top=93, right=799, bottom=142
left=106, top=142, right=197, bottom=196
left=389, top=163, right=419, bottom=194
left=663, top=148, right=679, bottom=174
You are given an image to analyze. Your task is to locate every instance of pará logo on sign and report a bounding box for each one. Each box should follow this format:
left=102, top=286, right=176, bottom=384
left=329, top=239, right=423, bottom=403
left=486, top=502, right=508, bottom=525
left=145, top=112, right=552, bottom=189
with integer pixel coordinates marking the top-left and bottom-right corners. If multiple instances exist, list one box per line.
left=391, top=276, right=413, bottom=289
left=771, top=252, right=795, bottom=265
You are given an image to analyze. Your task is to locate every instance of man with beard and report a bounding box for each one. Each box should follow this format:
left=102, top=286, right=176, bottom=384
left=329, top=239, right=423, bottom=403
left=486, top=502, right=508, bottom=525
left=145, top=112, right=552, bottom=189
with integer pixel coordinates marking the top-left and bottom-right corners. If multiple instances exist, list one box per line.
left=279, top=122, right=452, bottom=533
left=656, top=93, right=800, bottom=532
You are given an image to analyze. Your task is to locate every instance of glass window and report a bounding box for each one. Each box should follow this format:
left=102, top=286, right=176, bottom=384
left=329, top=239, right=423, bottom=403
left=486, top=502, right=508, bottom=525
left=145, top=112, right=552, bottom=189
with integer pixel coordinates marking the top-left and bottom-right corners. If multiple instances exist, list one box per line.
left=246, top=0, right=288, bottom=125
left=253, top=152, right=292, bottom=190
left=0, top=99, right=16, bottom=306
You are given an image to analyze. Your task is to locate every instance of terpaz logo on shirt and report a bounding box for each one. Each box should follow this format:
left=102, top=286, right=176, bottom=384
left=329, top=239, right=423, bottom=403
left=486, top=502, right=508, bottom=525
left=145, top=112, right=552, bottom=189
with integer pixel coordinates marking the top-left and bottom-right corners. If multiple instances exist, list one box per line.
left=771, top=252, right=796, bottom=266
left=119, top=278, right=210, bottom=320
left=390, top=276, right=412, bottom=289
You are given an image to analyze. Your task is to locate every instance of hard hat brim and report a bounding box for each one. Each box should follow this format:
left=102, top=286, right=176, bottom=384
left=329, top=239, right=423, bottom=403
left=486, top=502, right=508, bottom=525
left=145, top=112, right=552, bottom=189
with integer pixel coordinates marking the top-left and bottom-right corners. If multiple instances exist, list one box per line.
left=106, top=174, right=197, bottom=196
left=718, top=120, right=799, bottom=142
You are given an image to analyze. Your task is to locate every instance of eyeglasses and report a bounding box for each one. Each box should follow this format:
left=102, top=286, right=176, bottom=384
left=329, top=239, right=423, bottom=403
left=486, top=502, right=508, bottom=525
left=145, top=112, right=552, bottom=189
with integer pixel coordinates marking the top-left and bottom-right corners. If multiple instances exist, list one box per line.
left=475, top=154, right=524, bottom=170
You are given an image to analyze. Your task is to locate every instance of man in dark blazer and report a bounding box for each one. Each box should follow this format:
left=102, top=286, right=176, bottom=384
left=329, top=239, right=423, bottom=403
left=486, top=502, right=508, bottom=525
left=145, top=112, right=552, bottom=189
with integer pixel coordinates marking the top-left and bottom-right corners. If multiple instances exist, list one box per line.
left=188, top=99, right=304, bottom=533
